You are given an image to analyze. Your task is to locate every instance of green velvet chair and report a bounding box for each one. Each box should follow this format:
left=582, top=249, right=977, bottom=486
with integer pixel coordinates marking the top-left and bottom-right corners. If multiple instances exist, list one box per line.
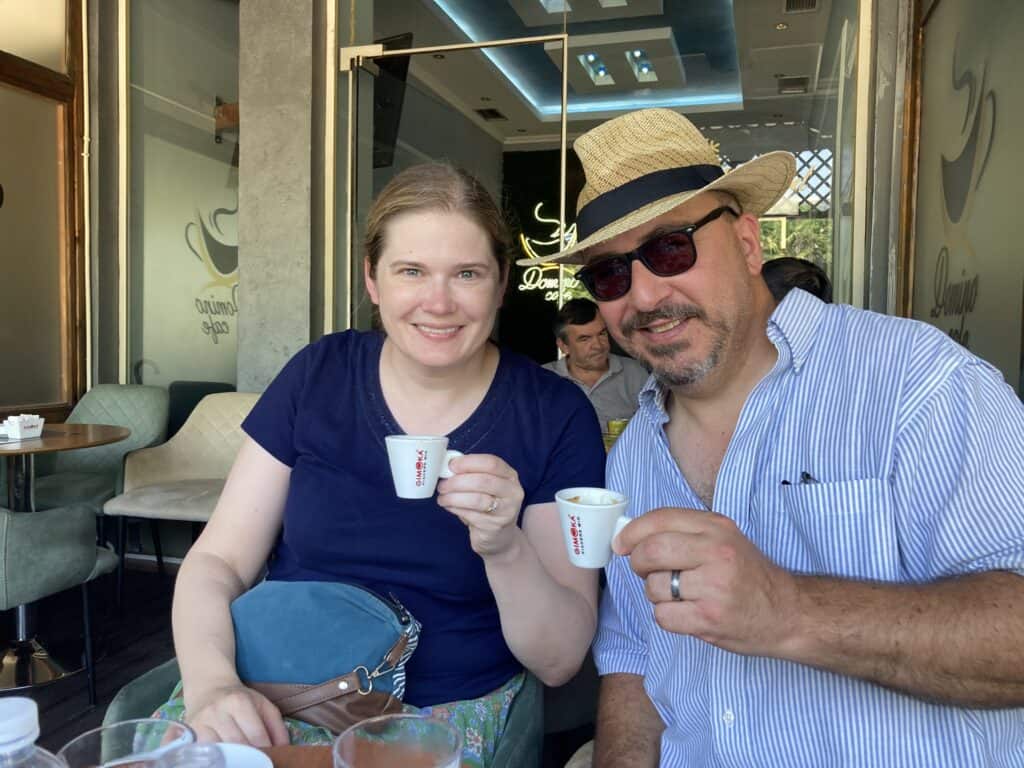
left=0, top=503, right=119, bottom=705
left=105, top=659, right=543, bottom=766
left=33, top=384, right=169, bottom=517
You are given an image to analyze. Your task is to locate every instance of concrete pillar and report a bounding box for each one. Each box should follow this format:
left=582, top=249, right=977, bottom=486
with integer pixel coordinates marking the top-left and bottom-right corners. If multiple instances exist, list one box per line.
left=236, top=1, right=314, bottom=392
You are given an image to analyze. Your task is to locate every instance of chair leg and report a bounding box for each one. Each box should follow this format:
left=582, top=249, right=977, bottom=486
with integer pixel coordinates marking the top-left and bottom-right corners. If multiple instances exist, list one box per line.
left=116, top=516, right=127, bottom=612
left=81, top=583, right=96, bottom=707
left=151, top=520, right=166, bottom=577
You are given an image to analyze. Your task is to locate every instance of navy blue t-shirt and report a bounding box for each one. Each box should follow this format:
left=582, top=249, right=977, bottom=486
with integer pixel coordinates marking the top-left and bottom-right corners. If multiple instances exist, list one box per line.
left=241, top=331, right=605, bottom=706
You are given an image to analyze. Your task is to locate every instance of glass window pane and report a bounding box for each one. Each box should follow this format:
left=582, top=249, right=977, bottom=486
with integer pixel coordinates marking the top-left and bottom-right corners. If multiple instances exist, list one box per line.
left=128, top=0, right=239, bottom=388
left=0, top=0, right=67, bottom=73
left=911, top=0, right=1024, bottom=395
left=0, top=85, right=64, bottom=405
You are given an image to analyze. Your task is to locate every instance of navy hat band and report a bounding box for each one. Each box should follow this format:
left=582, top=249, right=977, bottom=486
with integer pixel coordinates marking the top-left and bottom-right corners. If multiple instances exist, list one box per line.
left=575, top=164, right=725, bottom=240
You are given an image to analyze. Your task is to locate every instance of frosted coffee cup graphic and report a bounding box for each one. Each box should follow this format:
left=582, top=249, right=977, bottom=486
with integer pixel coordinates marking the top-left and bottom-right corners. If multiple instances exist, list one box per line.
left=556, top=487, right=630, bottom=568
left=385, top=435, right=463, bottom=499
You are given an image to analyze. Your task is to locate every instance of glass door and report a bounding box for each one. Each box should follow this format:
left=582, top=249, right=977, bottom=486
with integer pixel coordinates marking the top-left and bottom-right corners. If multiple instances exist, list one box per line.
left=338, top=34, right=570, bottom=332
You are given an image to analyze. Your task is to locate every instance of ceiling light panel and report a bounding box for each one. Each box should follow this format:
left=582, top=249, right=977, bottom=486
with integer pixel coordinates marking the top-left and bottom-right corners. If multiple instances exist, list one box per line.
left=626, top=48, right=658, bottom=83
left=579, top=52, right=616, bottom=85
left=546, top=28, right=683, bottom=94
left=538, top=0, right=571, bottom=12
left=510, top=0, right=661, bottom=26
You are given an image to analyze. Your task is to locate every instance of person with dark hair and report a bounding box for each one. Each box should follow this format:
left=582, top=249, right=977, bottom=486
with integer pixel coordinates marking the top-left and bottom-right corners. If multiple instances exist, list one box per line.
left=543, top=297, right=648, bottom=432
left=522, top=108, right=1024, bottom=767
left=762, top=256, right=833, bottom=303
left=163, top=164, right=605, bottom=763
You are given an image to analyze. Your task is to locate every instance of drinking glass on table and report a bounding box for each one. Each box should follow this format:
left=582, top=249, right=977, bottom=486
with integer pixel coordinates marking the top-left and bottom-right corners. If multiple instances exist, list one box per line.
left=57, top=719, right=195, bottom=768
left=332, top=714, right=462, bottom=768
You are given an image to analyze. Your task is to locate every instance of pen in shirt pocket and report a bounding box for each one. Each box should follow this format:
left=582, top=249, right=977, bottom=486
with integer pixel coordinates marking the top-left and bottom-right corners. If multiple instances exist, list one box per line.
left=781, top=471, right=818, bottom=486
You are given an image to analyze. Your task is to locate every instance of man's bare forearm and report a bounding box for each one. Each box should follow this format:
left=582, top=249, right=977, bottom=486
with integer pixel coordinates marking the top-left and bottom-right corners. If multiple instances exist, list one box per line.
left=781, top=570, right=1024, bottom=707
left=593, top=673, right=662, bottom=768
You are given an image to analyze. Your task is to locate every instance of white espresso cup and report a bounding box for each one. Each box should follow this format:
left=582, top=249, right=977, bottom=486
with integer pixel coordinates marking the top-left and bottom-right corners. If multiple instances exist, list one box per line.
left=555, top=487, right=630, bottom=568
left=385, top=435, right=463, bottom=499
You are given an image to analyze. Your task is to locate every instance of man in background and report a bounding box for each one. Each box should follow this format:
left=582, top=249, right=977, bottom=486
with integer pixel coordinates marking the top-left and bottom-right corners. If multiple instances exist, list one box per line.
left=544, top=298, right=648, bottom=432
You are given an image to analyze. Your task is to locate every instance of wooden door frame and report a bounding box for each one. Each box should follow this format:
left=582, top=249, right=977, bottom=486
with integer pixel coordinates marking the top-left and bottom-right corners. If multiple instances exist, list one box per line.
left=896, top=0, right=945, bottom=318
left=0, top=0, right=87, bottom=423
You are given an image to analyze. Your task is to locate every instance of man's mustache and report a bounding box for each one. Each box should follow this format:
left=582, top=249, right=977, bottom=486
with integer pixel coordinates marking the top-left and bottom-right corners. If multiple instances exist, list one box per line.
left=620, top=304, right=705, bottom=336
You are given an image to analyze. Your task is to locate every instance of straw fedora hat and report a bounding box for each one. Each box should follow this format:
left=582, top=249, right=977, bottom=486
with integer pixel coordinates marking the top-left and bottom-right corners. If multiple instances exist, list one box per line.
left=516, top=108, right=796, bottom=266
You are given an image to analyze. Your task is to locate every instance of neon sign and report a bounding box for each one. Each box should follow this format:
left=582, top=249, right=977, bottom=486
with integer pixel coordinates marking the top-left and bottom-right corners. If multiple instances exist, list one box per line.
left=517, top=202, right=581, bottom=304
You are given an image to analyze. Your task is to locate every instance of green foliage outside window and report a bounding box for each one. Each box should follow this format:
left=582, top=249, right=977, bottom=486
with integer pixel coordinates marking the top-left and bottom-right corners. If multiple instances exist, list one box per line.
left=760, top=207, right=833, bottom=275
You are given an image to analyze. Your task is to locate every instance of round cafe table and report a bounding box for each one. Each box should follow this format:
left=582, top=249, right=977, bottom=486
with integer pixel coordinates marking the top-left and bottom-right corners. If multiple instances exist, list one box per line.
left=0, top=423, right=130, bottom=689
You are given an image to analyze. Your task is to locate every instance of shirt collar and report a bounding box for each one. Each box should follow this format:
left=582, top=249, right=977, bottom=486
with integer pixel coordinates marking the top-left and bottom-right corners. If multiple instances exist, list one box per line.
left=562, top=354, right=621, bottom=382
left=767, top=288, right=827, bottom=374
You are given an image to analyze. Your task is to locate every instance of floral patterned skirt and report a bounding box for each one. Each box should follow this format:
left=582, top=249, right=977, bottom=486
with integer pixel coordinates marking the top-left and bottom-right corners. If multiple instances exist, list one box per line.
left=153, top=672, right=525, bottom=768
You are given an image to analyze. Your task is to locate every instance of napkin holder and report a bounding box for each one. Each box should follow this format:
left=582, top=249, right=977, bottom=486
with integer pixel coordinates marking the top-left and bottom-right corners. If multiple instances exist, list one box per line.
left=2, top=414, right=45, bottom=440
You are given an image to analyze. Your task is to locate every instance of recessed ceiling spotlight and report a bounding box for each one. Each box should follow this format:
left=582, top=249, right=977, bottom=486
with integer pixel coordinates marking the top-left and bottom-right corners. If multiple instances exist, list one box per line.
left=775, top=22, right=789, bottom=30
left=480, top=96, right=492, bottom=102
left=433, top=53, right=445, bottom=59
left=578, top=52, right=615, bottom=86
left=625, top=50, right=657, bottom=83
left=517, top=128, right=527, bottom=133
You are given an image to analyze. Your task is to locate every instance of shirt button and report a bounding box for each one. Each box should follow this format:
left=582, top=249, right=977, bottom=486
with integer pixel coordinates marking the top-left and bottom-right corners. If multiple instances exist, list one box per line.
left=722, top=709, right=735, bottom=727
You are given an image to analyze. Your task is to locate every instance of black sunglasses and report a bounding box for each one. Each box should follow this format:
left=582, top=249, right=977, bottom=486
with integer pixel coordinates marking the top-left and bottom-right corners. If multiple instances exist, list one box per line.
left=576, top=206, right=739, bottom=302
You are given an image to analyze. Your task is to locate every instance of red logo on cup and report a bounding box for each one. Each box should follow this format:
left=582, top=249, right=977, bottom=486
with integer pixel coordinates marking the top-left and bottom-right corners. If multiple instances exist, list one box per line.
left=414, top=449, right=427, bottom=487
left=569, top=514, right=583, bottom=555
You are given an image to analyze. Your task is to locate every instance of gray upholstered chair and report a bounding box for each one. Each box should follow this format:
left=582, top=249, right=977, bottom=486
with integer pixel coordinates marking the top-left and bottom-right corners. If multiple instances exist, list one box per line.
left=33, top=384, right=169, bottom=516
left=103, top=392, right=259, bottom=603
left=0, top=503, right=119, bottom=705
left=105, top=658, right=543, bottom=765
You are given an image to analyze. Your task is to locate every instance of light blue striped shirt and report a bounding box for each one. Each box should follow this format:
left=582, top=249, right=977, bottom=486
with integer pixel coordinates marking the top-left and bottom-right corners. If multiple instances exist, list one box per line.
left=593, top=289, right=1024, bottom=767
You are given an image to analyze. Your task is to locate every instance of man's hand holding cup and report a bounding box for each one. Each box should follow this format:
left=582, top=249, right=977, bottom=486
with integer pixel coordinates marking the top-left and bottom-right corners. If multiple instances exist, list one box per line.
left=612, top=506, right=802, bottom=659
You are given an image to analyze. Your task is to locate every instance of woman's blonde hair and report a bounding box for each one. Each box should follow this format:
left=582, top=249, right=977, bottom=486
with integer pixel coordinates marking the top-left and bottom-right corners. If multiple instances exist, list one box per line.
left=364, top=163, right=513, bottom=279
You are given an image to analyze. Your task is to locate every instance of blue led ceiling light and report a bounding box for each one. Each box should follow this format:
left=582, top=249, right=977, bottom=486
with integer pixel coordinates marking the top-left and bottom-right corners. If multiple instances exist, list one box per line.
left=539, top=0, right=571, bottom=12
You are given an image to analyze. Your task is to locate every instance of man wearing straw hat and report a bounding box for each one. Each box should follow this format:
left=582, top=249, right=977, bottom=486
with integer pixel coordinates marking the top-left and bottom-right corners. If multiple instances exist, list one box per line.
left=521, top=108, right=1024, bottom=766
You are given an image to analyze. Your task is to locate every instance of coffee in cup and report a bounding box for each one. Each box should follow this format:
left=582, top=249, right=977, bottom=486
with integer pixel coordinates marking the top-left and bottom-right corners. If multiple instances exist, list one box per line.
left=385, top=435, right=463, bottom=499
left=555, top=487, right=630, bottom=568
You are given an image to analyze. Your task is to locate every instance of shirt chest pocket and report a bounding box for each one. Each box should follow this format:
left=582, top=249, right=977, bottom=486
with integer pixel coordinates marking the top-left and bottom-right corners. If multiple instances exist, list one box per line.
left=779, top=478, right=902, bottom=581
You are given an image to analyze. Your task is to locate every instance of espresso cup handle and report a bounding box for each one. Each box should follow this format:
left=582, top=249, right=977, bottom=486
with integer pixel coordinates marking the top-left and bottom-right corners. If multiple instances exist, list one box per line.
left=438, top=449, right=463, bottom=479
left=612, top=515, right=630, bottom=547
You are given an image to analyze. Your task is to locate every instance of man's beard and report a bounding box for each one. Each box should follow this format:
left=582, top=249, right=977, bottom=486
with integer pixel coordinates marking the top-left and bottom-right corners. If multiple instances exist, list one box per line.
left=618, top=303, right=731, bottom=389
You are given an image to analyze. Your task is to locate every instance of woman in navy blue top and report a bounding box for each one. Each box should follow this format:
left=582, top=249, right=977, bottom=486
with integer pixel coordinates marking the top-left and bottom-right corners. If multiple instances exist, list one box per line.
left=170, top=164, right=606, bottom=755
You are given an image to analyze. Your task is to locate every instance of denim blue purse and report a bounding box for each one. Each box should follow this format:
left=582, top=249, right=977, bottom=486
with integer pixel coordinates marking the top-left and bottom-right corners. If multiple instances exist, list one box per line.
left=230, top=580, right=421, bottom=731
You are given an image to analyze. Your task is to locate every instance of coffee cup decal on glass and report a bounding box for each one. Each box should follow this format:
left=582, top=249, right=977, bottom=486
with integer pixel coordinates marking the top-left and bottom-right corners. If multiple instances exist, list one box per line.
left=555, top=487, right=630, bottom=568
left=385, top=435, right=463, bottom=499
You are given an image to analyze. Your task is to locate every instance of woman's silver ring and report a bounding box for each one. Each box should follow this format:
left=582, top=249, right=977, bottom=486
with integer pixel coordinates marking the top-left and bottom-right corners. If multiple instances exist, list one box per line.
left=669, top=570, right=682, bottom=601
left=486, top=496, right=498, bottom=514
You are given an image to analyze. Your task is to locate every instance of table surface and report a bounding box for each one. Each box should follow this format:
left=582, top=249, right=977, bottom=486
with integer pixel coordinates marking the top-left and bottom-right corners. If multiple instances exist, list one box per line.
left=0, top=423, right=131, bottom=456
left=265, top=744, right=467, bottom=768
left=265, top=746, right=331, bottom=768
